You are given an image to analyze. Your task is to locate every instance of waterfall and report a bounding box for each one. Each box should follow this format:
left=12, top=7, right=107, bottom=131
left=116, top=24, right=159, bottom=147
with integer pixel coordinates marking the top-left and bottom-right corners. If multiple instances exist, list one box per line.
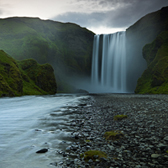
left=91, top=31, right=127, bottom=93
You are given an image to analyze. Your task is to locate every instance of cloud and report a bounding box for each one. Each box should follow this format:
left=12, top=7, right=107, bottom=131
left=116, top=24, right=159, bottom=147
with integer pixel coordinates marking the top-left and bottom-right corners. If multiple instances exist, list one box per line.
left=53, top=12, right=105, bottom=27
left=0, top=0, right=15, bottom=17
left=52, top=0, right=168, bottom=30
left=0, top=8, right=5, bottom=16
left=0, top=0, right=167, bottom=34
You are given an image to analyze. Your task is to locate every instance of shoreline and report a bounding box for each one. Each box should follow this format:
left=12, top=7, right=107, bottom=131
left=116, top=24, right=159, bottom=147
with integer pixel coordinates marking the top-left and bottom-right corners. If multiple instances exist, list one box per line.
left=61, top=93, right=168, bottom=168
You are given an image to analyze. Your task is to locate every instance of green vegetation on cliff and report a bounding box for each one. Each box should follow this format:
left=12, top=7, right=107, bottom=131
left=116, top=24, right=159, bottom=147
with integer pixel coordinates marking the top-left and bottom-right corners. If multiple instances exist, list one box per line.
left=0, top=50, right=57, bottom=97
left=18, top=59, right=57, bottom=94
left=135, top=31, right=168, bottom=94
left=0, top=17, right=94, bottom=92
left=126, top=6, right=168, bottom=92
left=0, top=50, right=23, bottom=96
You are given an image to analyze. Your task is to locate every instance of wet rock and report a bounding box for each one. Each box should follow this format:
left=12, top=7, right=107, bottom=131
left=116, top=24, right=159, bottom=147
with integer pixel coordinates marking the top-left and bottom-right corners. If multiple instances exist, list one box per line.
left=66, top=159, right=74, bottom=166
left=58, top=161, right=64, bottom=165
left=62, top=152, right=68, bottom=157
left=36, top=148, right=48, bottom=153
left=66, top=146, right=71, bottom=152
left=78, top=103, right=87, bottom=107
left=71, top=122, right=76, bottom=126
left=50, top=162, right=57, bottom=166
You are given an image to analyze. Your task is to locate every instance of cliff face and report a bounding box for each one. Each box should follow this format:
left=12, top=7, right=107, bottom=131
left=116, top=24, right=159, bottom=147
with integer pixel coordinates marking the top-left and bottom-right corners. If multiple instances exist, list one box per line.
left=0, top=50, right=23, bottom=96
left=18, top=59, right=57, bottom=95
left=135, top=31, right=168, bottom=94
left=0, top=17, right=94, bottom=92
left=0, top=50, right=57, bottom=97
left=126, top=6, right=168, bottom=92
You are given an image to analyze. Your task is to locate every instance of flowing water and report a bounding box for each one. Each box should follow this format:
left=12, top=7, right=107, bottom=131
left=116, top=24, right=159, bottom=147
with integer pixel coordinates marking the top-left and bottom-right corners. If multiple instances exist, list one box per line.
left=91, top=32, right=127, bottom=93
left=0, top=94, right=90, bottom=168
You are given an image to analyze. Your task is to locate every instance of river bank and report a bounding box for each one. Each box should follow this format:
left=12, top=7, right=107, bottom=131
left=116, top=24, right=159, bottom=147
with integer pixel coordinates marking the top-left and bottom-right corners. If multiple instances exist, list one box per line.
left=0, top=94, right=91, bottom=168
left=61, top=94, right=168, bottom=168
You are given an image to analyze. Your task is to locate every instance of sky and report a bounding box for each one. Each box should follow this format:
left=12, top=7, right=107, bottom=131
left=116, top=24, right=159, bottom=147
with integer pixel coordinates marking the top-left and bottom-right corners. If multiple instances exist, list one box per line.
left=0, top=0, right=168, bottom=34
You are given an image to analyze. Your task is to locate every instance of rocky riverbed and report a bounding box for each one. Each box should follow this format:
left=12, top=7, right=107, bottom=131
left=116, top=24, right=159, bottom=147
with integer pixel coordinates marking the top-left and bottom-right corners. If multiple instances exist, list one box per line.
left=58, top=94, right=168, bottom=168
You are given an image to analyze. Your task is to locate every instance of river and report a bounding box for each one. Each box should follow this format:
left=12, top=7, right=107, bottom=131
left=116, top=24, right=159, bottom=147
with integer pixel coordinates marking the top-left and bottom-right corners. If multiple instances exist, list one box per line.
left=0, top=94, right=90, bottom=168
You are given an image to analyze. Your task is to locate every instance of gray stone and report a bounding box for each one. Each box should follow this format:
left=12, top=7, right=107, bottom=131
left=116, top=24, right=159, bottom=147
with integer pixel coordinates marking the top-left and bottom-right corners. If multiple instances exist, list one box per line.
left=151, top=154, right=161, bottom=159
left=58, top=161, right=64, bottom=165
left=108, top=145, right=115, bottom=150
left=158, top=143, right=167, bottom=150
left=135, top=165, right=141, bottom=168
left=66, top=146, right=71, bottom=151
left=88, top=159, right=93, bottom=163
left=164, top=136, right=168, bottom=142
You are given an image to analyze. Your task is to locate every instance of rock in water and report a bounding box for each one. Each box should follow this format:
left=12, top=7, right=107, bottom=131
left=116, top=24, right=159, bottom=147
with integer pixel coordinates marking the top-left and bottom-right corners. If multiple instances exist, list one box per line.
left=36, top=148, right=48, bottom=153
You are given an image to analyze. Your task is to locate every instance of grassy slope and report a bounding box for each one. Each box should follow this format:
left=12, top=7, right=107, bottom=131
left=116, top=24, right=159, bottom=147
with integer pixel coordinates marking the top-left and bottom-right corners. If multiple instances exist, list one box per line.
left=0, top=50, right=57, bottom=97
left=0, top=50, right=23, bottom=96
left=0, top=17, right=94, bottom=92
left=135, top=31, right=168, bottom=94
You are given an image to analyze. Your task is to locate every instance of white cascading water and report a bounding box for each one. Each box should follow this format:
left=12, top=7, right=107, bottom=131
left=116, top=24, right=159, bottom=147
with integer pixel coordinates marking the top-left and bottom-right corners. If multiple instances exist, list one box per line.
left=91, top=31, right=127, bottom=93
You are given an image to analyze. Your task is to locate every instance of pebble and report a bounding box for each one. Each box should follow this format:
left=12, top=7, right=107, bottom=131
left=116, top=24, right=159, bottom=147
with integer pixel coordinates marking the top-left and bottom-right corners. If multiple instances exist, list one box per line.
left=59, top=94, right=168, bottom=168
left=151, top=154, right=161, bottom=158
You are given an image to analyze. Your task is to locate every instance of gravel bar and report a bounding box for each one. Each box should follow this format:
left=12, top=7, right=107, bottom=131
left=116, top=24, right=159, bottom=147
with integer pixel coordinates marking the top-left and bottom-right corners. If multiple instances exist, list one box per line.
left=60, top=94, right=168, bottom=168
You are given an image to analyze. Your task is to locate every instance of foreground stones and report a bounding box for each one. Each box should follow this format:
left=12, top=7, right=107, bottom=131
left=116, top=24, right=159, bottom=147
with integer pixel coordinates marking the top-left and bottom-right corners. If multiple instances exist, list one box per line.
left=57, top=94, right=168, bottom=167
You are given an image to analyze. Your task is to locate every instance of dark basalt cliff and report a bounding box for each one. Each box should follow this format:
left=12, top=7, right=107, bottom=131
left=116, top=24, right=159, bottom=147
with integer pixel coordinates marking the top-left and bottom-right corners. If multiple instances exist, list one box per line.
left=0, top=17, right=94, bottom=92
left=126, top=6, right=168, bottom=92
left=0, top=50, right=57, bottom=97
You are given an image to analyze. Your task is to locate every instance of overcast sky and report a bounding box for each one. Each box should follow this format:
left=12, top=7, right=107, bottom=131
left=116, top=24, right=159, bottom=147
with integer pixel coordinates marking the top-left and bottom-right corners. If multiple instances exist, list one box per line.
left=0, top=0, right=168, bottom=34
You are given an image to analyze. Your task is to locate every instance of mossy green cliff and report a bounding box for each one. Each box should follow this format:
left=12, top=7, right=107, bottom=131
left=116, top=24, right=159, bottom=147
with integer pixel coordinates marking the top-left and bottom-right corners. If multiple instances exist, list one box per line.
left=126, top=6, right=168, bottom=92
left=135, top=31, right=168, bottom=94
left=0, top=50, right=57, bottom=97
left=0, top=17, right=94, bottom=92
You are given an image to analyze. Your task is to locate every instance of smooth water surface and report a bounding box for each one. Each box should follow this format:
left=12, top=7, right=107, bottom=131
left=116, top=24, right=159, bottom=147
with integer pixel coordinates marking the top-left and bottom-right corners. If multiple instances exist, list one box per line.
left=0, top=94, right=89, bottom=168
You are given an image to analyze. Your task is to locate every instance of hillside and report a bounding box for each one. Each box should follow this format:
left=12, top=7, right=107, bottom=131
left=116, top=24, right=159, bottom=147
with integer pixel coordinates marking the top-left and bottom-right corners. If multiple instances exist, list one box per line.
left=135, top=31, right=168, bottom=94
left=0, top=17, right=94, bottom=92
left=0, top=50, right=57, bottom=97
left=126, top=6, right=168, bottom=92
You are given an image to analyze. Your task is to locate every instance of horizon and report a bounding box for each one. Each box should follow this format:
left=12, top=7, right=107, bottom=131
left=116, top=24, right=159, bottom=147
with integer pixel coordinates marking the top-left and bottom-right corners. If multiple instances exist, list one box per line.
left=0, top=15, right=127, bottom=34
left=0, top=0, right=168, bottom=34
